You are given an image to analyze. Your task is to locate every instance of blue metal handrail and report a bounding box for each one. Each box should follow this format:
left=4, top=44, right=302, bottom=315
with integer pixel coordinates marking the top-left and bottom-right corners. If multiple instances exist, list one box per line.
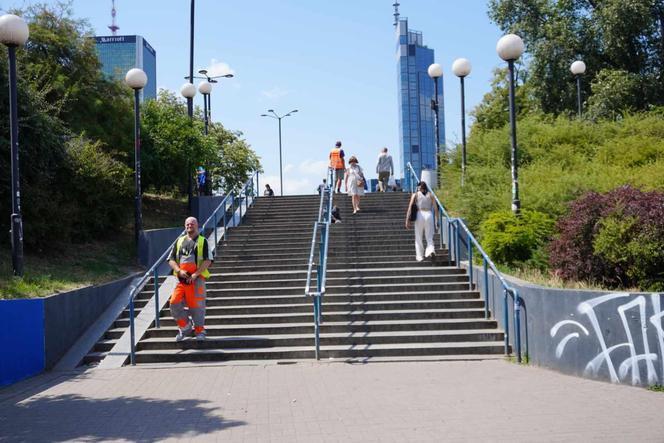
left=127, top=171, right=260, bottom=365
left=304, top=169, right=335, bottom=360
left=405, top=163, right=522, bottom=362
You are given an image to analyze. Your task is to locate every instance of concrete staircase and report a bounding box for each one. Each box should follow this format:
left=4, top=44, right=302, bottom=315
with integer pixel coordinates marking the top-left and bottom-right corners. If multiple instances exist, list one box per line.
left=122, top=192, right=505, bottom=363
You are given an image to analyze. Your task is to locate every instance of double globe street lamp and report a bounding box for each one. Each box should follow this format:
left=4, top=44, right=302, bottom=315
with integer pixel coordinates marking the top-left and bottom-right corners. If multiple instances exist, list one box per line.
left=125, top=68, right=148, bottom=249
left=497, top=33, right=525, bottom=215
left=0, top=14, right=29, bottom=277
left=570, top=60, right=586, bottom=117
left=452, top=58, right=472, bottom=186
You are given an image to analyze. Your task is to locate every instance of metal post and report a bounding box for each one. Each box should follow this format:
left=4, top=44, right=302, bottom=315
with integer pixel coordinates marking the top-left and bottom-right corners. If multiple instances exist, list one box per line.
left=454, top=221, right=460, bottom=268
left=438, top=211, right=443, bottom=250
left=187, top=0, right=195, bottom=118
left=7, top=45, right=23, bottom=277
left=313, top=295, right=320, bottom=360
left=507, top=60, right=520, bottom=214
left=214, top=212, right=218, bottom=247
left=278, top=117, right=283, bottom=196
left=576, top=75, right=582, bottom=117
left=133, top=89, right=143, bottom=249
left=153, top=269, right=160, bottom=328
left=460, top=76, right=467, bottom=187
left=503, top=290, right=509, bottom=355
left=203, top=93, right=209, bottom=135
left=514, top=292, right=522, bottom=363
left=129, top=298, right=136, bottom=365
left=467, top=230, right=473, bottom=288
left=432, top=76, right=441, bottom=168
left=483, top=259, right=489, bottom=319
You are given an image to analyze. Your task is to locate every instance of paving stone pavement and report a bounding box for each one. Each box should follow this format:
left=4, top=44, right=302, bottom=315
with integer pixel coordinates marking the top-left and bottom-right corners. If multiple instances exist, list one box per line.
left=1, top=358, right=663, bottom=442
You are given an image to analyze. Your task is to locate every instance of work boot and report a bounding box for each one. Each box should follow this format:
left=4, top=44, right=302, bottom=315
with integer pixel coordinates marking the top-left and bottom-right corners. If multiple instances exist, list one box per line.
left=175, top=323, right=193, bottom=342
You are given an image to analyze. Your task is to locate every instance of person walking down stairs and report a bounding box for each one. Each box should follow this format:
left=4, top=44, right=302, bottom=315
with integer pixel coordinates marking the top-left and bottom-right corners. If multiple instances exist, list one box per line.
left=168, top=217, right=213, bottom=341
left=405, top=181, right=439, bottom=262
left=329, top=141, right=346, bottom=193
left=345, top=156, right=366, bottom=214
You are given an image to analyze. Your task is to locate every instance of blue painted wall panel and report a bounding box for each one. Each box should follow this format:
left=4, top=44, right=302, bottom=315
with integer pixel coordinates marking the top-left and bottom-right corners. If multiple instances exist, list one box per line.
left=0, top=299, right=45, bottom=386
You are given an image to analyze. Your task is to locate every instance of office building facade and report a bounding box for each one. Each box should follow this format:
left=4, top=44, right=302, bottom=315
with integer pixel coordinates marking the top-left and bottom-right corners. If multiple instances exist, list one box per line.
left=396, top=19, right=444, bottom=190
left=94, top=35, right=157, bottom=101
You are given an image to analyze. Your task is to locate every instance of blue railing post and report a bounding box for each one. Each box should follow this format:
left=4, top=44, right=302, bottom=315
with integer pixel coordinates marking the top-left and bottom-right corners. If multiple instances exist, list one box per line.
left=214, top=212, right=218, bottom=248
left=467, top=230, right=473, bottom=288
left=129, top=298, right=136, bottom=365
left=503, top=289, right=510, bottom=355
left=313, top=295, right=320, bottom=360
left=256, top=172, right=259, bottom=197
left=483, top=258, right=489, bottom=319
left=153, top=269, right=160, bottom=328
left=514, top=291, right=522, bottom=363
left=455, top=221, right=460, bottom=268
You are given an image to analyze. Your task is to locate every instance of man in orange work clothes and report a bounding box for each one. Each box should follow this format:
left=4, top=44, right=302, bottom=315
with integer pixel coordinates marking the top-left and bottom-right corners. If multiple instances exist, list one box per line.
left=168, top=217, right=213, bottom=341
left=329, top=140, right=346, bottom=193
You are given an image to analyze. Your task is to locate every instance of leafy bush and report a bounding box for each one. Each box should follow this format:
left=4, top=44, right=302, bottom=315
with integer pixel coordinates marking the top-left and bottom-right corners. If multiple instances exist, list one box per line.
left=480, top=210, right=554, bottom=269
left=549, top=186, right=664, bottom=291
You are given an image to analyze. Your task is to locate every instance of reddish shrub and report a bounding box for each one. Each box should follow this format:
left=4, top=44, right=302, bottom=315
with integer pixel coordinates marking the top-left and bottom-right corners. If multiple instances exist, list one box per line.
left=549, top=186, right=664, bottom=290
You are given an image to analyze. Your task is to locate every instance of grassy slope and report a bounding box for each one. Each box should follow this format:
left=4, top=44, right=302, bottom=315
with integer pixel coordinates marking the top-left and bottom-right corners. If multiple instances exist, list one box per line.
left=0, top=193, right=188, bottom=299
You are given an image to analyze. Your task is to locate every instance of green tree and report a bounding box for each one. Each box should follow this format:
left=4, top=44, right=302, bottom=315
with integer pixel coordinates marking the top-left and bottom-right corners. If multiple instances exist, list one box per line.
left=487, top=0, right=664, bottom=116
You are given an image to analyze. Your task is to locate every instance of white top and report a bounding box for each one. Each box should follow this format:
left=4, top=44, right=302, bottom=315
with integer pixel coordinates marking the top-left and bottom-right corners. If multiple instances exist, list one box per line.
left=416, top=191, right=433, bottom=211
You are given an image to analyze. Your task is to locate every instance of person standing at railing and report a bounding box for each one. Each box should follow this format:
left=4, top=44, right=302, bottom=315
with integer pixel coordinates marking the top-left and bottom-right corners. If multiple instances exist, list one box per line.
left=405, top=181, right=439, bottom=262
left=345, top=156, right=366, bottom=214
left=168, top=217, right=213, bottom=341
left=329, top=141, right=346, bottom=193
left=263, top=184, right=274, bottom=197
left=375, top=147, right=394, bottom=192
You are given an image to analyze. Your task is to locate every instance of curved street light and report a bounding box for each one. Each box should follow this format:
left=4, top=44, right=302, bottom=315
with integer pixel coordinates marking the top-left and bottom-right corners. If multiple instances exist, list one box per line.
left=452, top=58, right=472, bottom=186
left=427, top=63, right=443, bottom=171
left=125, top=68, right=148, bottom=249
left=0, top=14, right=30, bottom=276
left=261, top=109, right=299, bottom=196
left=497, top=33, right=525, bottom=214
left=570, top=60, right=586, bottom=117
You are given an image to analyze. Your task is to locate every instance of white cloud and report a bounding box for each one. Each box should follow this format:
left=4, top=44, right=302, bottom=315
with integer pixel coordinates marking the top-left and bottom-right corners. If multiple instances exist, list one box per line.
left=298, top=159, right=328, bottom=176
left=261, top=87, right=290, bottom=99
left=261, top=159, right=330, bottom=195
left=283, top=163, right=295, bottom=173
left=204, top=59, right=235, bottom=77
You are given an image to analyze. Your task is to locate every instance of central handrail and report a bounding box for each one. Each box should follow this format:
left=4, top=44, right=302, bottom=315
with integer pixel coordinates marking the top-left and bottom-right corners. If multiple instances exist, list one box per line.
left=406, top=163, right=522, bottom=362
left=304, top=169, right=335, bottom=359
left=127, top=171, right=260, bottom=365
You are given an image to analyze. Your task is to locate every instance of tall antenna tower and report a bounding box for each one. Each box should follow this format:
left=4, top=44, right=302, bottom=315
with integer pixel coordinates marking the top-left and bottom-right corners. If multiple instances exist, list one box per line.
left=108, top=0, right=120, bottom=36
left=393, top=2, right=400, bottom=27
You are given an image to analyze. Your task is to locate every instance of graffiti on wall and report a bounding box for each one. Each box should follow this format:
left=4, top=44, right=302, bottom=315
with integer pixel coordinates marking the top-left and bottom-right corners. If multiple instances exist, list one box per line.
left=550, top=293, right=664, bottom=385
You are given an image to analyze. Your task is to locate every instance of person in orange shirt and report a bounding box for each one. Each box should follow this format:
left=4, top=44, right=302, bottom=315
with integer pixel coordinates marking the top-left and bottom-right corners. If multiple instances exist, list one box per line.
left=329, top=140, right=346, bottom=193
left=168, top=217, right=213, bottom=341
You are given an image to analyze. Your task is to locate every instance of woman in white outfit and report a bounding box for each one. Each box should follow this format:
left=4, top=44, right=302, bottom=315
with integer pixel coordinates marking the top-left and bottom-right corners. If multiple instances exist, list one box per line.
left=405, top=181, right=439, bottom=261
left=344, top=156, right=365, bottom=214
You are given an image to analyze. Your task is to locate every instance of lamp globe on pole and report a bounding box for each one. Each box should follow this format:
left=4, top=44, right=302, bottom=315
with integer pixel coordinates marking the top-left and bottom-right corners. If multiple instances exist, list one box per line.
left=180, top=82, right=196, bottom=100
left=198, top=80, right=212, bottom=135
left=427, top=63, right=443, bottom=179
left=125, top=68, right=147, bottom=249
left=570, top=60, right=586, bottom=117
left=198, top=80, right=212, bottom=95
left=496, top=33, right=525, bottom=214
left=452, top=58, right=472, bottom=186
left=1, top=13, right=29, bottom=277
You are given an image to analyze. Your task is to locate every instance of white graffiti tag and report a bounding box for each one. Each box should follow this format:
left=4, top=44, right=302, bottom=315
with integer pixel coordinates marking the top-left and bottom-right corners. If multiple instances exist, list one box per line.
left=550, top=293, right=664, bottom=385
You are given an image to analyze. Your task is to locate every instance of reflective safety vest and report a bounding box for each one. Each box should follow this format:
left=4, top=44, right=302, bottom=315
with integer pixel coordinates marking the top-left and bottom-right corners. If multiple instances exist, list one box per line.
left=173, top=234, right=211, bottom=279
left=329, top=148, right=345, bottom=169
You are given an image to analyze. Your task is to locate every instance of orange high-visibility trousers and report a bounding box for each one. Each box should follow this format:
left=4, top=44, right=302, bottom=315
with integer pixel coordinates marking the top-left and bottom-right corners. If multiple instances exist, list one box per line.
left=169, top=262, right=206, bottom=333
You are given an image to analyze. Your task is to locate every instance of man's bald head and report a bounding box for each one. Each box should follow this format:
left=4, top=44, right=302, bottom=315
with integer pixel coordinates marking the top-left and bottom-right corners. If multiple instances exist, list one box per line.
left=185, top=217, right=199, bottom=236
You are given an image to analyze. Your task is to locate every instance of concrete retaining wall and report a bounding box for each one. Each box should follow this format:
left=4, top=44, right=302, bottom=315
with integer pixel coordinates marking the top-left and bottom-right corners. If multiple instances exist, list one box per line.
left=1, top=273, right=138, bottom=387
left=466, top=261, right=664, bottom=386
left=138, top=227, right=182, bottom=273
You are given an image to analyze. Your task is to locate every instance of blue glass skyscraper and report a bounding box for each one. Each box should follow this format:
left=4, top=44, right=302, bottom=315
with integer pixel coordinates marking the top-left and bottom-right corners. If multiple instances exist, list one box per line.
left=396, top=18, right=444, bottom=190
left=94, top=35, right=157, bottom=101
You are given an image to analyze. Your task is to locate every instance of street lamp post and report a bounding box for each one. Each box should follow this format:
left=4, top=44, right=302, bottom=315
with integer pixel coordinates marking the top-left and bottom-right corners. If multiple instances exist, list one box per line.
left=190, top=69, right=234, bottom=124
left=187, top=0, right=195, bottom=118
left=570, top=60, right=586, bottom=117
left=125, top=68, right=148, bottom=249
left=497, top=34, right=525, bottom=215
left=427, top=63, right=443, bottom=169
left=260, top=109, right=298, bottom=196
left=0, top=14, right=29, bottom=277
left=452, top=58, right=472, bottom=187
left=198, top=80, right=212, bottom=135
left=180, top=83, right=197, bottom=208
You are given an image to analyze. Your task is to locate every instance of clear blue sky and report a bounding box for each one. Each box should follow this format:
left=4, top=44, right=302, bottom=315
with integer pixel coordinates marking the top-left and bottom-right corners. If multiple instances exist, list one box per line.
left=4, top=0, right=504, bottom=195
